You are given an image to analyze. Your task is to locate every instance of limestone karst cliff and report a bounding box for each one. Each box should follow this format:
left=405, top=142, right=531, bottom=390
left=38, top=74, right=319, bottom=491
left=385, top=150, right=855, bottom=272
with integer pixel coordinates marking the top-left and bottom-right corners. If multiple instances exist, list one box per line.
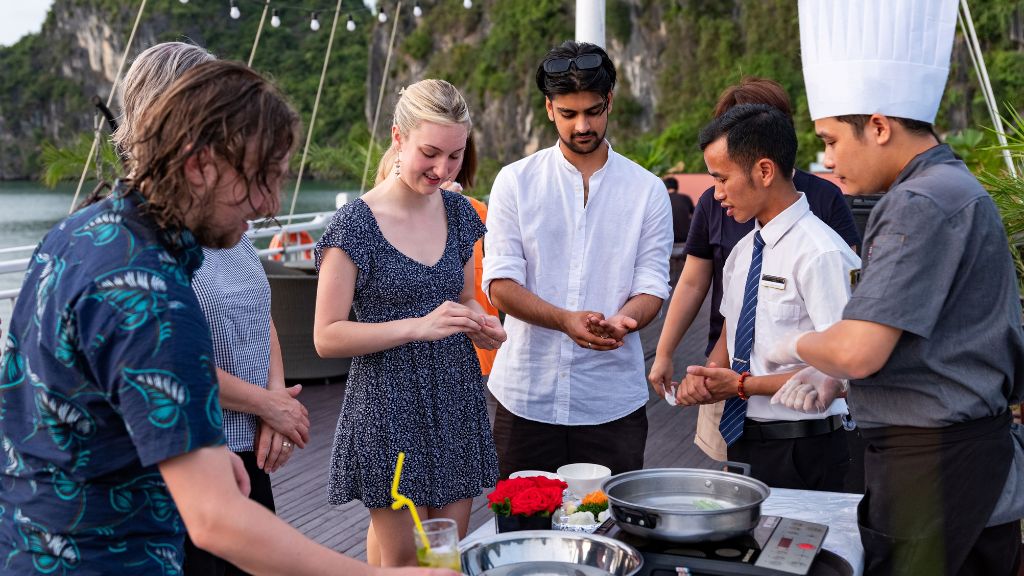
left=1, top=0, right=1020, bottom=182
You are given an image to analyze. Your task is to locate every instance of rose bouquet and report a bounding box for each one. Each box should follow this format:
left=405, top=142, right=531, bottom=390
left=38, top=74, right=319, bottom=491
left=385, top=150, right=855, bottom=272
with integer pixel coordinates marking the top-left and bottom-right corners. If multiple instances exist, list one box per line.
left=487, top=476, right=567, bottom=532
left=488, top=476, right=567, bottom=516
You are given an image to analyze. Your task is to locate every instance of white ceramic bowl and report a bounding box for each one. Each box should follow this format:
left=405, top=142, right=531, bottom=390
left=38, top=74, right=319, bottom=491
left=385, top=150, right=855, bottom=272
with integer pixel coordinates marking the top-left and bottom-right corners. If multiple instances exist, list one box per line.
left=508, top=470, right=563, bottom=481
left=556, top=463, right=611, bottom=498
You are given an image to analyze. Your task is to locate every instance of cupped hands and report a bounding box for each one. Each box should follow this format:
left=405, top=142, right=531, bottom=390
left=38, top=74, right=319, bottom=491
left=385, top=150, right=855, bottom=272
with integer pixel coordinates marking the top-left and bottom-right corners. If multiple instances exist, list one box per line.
left=467, top=314, right=507, bottom=350
left=586, top=313, right=637, bottom=342
left=560, top=310, right=620, bottom=351
left=416, top=300, right=486, bottom=341
left=676, top=362, right=739, bottom=405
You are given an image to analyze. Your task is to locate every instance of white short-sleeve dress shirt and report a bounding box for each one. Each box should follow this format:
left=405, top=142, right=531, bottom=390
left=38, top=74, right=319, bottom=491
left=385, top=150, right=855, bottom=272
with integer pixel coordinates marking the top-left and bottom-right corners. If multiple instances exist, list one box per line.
left=482, top=142, right=673, bottom=426
left=721, top=193, right=860, bottom=422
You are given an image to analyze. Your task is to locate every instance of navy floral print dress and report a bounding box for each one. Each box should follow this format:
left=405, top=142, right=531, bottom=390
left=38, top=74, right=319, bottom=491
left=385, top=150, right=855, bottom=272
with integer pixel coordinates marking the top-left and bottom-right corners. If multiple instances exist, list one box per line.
left=0, top=184, right=224, bottom=575
left=315, top=190, right=499, bottom=509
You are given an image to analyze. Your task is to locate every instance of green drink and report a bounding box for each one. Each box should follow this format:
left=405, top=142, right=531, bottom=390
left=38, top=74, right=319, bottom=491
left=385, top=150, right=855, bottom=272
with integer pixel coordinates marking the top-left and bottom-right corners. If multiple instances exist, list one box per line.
left=416, top=545, right=461, bottom=570
left=415, top=518, right=462, bottom=570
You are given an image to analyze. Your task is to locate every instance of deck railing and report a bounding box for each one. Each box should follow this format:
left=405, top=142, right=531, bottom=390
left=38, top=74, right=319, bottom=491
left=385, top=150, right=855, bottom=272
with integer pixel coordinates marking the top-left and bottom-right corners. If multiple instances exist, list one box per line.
left=0, top=210, right=336, bottom=309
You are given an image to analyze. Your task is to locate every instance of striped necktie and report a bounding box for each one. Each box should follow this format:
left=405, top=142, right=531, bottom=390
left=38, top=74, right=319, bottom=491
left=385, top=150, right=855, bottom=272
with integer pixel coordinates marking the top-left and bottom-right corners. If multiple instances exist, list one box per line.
left=719, top=231, right=765, bottom=446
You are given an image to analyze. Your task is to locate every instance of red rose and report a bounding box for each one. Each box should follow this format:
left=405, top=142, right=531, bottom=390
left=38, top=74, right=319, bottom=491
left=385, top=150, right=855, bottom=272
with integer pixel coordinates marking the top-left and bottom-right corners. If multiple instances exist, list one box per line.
left=487, top=479, right=525, bottom=504
left=489, top=477, right=566, bottom=516
left=505, top=478, right=534, bottom=495
left=531, top=477, right=568, bottom=492
left=510, top=486, right=563, bottom=516
left=540, top=487, right=563, bottom=512
left=489, top=478, right=539, bottom=515
left=510, top=487, right=547, bottom=516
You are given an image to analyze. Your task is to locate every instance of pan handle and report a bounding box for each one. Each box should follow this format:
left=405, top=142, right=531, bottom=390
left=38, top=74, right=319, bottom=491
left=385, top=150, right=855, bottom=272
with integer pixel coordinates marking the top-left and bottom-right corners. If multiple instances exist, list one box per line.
left=611, top=504, right=659, bottom=529
left=722, top=460, right=752, bottom=476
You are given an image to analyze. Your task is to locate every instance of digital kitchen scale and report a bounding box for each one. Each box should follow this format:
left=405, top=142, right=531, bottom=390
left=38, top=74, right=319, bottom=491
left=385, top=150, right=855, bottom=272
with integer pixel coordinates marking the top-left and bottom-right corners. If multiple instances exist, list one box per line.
left=598, top=516, right=851, bottom=576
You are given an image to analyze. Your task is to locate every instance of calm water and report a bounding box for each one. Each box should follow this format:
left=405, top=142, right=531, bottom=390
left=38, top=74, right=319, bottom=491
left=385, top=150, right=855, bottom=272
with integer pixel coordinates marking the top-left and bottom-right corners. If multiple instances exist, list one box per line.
left=0, top=180, right=346, bottom=331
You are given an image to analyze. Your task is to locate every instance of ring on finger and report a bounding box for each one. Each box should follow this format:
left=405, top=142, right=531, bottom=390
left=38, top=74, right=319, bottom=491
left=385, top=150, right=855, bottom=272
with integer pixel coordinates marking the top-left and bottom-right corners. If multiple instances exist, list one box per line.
left=282, top=440, right=293, bottom=449
left=587, top=342, right=593, bottom=349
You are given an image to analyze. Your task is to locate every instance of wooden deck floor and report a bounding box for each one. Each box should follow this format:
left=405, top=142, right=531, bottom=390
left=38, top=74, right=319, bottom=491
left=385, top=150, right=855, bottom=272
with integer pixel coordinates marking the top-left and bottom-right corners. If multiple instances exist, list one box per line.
left=271, top=293, right=718, bottom=560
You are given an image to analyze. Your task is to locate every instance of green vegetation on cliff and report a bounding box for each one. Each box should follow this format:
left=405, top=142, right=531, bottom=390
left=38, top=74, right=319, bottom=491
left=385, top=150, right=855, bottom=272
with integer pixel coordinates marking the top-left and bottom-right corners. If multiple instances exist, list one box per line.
left=3, top=0, right=1023, bottom=188
left=1, top=0, right=374, bottom=182
left=0, top=20, right=87, bottom=177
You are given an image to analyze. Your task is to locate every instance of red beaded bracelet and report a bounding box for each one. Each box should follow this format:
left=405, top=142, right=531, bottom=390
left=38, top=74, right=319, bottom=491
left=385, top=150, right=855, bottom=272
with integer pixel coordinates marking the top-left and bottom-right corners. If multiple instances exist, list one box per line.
left=736, top=371, right=752, bottom=401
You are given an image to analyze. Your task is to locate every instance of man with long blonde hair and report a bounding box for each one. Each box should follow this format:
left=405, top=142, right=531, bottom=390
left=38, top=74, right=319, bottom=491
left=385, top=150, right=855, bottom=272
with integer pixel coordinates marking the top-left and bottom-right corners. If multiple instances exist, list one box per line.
left=0, top=59, right=451, bottom=576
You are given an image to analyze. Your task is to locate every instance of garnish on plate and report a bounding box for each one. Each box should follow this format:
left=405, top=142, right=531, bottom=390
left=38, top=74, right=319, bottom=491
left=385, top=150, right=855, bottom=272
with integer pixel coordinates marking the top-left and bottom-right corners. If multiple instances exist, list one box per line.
left=576, top=490, right=609, bottom=517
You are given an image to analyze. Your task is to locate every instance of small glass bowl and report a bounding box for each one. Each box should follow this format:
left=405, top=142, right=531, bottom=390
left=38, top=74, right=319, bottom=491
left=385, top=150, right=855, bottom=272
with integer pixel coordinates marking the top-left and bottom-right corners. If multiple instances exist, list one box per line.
left=552, top=516, right=603, bottom=533
left=551, top=509, right=606, bottom=534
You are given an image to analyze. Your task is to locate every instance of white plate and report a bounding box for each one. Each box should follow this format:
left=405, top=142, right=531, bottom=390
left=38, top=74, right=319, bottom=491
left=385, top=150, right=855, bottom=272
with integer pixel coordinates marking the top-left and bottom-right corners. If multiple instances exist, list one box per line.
left=508, top=470, right=563, bottom=481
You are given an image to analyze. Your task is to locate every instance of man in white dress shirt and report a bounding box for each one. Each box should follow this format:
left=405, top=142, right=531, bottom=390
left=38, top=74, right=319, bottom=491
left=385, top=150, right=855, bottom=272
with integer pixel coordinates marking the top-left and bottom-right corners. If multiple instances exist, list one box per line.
left=481, top=41, right=673, bottom=476
left=676, top=104, right=859, bottom=491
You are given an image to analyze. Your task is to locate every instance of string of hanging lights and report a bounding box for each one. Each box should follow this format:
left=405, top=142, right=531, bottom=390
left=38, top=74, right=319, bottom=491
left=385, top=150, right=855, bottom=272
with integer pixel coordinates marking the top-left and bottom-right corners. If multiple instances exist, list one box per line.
left=176, top=0, right=473, bottom=31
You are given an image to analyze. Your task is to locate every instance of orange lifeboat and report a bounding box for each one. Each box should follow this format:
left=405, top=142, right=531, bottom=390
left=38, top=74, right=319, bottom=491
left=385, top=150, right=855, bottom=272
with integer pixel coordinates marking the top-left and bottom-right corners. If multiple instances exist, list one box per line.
left=269, top=231, right=315, bottom=261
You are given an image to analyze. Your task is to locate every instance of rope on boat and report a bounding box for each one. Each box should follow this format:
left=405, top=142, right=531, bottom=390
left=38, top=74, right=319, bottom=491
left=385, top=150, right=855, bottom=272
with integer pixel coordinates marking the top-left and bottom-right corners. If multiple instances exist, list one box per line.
left=69, top=0, right=149, bottom=213
left=958, top=0, right=1018, bottom=178
left=286, top=0, right=346, bottom=223
left=248, top=0, right=272, bottom=67
left=359, top=1, right=403, bottom=195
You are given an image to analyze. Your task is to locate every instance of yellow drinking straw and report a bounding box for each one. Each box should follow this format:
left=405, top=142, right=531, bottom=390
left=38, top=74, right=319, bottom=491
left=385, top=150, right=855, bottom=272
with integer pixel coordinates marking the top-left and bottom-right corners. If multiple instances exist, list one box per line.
left=391, top=451, right=431, bottom=552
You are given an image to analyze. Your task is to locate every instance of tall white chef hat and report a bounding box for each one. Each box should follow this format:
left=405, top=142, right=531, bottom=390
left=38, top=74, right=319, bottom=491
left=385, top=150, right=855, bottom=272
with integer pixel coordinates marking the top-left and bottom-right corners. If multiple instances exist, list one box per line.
left=799, top=0, right=958, bottom=123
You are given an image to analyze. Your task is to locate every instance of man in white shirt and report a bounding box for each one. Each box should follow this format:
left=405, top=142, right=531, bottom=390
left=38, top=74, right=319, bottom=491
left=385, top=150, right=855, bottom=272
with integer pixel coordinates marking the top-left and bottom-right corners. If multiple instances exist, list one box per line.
left=676, top=104, right=859, bottom=491
left=482, top=41, right=673, bottom=477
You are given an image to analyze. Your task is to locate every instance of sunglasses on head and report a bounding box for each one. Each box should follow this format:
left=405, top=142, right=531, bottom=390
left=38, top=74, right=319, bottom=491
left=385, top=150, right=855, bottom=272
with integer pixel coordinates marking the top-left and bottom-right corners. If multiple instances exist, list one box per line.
left=542, top=53, right=603, bottom=74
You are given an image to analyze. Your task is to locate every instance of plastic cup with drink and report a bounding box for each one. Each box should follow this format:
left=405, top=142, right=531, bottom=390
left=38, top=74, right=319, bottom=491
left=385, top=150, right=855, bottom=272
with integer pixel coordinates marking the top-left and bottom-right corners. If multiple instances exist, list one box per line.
left=415, top=518, right=461, bottom=570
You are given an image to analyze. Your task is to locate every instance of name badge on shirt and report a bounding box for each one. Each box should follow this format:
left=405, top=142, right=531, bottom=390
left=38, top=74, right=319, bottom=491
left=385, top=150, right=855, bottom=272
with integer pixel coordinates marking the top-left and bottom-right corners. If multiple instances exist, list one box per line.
left=761, top=274, right=787, bottom=290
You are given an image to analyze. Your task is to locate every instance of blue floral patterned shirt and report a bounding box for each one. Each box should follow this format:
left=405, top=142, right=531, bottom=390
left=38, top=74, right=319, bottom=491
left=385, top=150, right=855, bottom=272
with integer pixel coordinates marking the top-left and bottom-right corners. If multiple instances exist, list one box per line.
left=0, top=185, right=225, bottom=575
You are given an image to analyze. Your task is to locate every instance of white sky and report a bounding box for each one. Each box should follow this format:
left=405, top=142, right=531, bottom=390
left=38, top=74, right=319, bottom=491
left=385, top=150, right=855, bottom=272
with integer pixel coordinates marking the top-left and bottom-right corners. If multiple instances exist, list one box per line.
left=0, top=1, right=53, bottom=47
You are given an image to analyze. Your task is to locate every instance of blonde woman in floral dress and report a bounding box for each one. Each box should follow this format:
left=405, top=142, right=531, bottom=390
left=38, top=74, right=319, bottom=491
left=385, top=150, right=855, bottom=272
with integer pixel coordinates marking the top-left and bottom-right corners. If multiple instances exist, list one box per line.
left=313, top=79, right=504, bottom=567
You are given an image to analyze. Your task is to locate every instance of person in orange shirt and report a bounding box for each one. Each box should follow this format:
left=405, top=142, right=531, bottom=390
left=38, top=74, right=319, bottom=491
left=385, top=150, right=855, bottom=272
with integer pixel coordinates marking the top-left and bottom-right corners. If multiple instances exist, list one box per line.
left=443, top=175, right=499, bottom=377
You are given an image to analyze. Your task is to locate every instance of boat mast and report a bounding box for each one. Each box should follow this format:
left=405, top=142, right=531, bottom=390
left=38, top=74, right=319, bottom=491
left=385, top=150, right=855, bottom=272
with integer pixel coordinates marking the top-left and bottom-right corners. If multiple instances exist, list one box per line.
left=576, top=0, right=606, bottom=48
left=359, top=1, right=404, bottom=195
left=68, top=0, right=149, bottom=213
left=287, top=0, right=347, bottom=222
left=958, top=0, right=1018, bottom=177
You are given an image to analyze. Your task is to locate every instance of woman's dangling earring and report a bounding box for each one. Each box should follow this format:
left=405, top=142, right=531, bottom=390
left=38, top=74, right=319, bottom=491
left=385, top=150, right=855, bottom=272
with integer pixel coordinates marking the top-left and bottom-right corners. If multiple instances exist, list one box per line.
left=393, top=154, right=401, bottom=177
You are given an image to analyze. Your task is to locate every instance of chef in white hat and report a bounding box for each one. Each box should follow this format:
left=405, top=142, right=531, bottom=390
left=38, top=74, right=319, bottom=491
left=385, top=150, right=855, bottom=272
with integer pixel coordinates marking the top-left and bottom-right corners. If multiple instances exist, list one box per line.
left=766, top=1, right=1024, bottom=574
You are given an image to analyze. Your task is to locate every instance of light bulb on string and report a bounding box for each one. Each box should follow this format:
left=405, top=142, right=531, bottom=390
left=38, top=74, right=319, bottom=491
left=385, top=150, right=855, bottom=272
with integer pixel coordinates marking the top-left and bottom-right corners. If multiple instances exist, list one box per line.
left=271, top=8, right=281, bottom=27
left=413, top=2, right=423, bottom=17
left=463, top=0, right=472, bottom=8
left=378, top=7, right=387, bottom=23
left=229, top=0, right=240, bottom=19
left=346, top=14, right=356, bottom=31
left=179, top=0, right=188, bottom=4
left=310, top=12, right=321, bottom=31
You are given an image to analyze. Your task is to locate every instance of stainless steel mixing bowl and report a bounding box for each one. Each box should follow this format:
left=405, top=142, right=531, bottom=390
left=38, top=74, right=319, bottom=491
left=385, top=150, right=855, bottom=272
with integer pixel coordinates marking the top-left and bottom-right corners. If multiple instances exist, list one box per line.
left=460, top=530, right=643, bottom=576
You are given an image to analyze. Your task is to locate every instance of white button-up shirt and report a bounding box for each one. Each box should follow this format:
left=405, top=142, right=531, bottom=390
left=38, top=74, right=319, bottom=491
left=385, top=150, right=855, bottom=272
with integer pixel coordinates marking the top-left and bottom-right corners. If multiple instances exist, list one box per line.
left=721, top=193, right=860, bottom=421
left=482, top=142, right=673, bottom=425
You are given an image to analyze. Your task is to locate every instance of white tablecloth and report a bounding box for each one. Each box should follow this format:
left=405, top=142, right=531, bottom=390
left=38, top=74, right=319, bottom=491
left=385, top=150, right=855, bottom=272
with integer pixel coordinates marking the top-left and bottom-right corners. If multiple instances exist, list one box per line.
left=462, top=487, right=864, bottom=576
left=761, top=488, right=863, bottom=576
